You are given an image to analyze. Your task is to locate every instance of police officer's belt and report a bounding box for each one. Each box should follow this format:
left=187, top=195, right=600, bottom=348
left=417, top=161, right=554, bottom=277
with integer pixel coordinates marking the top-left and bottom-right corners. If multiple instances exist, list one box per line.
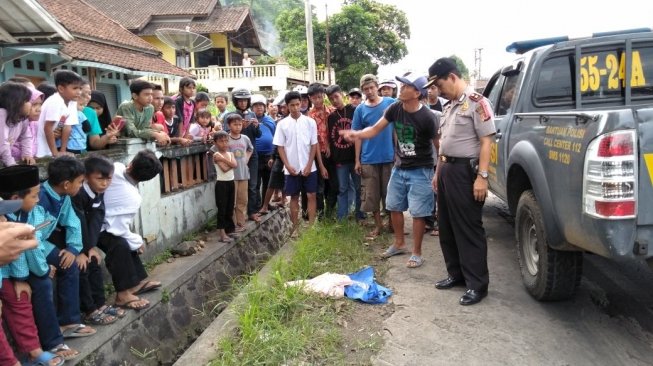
left=440, top=156, right=473, bottom=164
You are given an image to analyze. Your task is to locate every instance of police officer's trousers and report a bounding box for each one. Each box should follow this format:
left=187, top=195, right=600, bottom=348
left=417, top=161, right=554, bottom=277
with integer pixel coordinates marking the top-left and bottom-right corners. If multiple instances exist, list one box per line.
left=437, top=161, right=489, bottom=291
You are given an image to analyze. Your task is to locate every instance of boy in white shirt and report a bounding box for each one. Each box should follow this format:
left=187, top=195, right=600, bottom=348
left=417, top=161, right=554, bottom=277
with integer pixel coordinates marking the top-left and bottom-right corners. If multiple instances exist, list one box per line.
left=98, top=150, right=163, bottom=311
left=36, top=70, right=83, bottom=158
left=272, top=91, right=319, bottom=233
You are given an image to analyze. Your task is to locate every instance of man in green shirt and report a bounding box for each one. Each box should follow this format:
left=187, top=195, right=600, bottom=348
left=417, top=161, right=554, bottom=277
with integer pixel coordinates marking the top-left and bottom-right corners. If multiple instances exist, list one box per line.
left=117, top=80, right=170, bottom=145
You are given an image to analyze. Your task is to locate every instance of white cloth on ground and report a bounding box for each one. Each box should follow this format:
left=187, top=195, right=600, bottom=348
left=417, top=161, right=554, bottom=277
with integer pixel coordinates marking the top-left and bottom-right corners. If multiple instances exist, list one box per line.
left=285, top=272, right=354, bottom=298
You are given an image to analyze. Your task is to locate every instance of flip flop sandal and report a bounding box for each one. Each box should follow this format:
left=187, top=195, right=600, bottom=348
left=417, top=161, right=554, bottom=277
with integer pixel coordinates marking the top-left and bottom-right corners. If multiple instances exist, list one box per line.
left=115, top=298, right=150, bottom=311
left=133, top=280, right=162, bottom=295
left=62, top=324, right=96, bottom=338
left=430, top=229, right=439, bottom=236
left=49, top=344, right=80, bottom=361
left=407, top=255, right=424, bottom=268
left=22, top=351, right=65, bottom=366
left=102, top=304, right=126, bottom=318
left=85, top=310, right=118, bottom=326
left=381, top=245, right=408, bottom=258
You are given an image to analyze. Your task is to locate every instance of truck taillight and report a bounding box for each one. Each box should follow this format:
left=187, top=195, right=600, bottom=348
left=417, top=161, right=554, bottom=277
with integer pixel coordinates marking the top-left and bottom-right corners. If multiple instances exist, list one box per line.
left=583, top=130, right=637, bottom=219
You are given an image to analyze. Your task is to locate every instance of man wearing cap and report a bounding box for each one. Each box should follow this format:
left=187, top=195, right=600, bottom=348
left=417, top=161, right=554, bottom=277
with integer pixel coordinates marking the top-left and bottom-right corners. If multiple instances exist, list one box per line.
left=426, top=57, right=496, bottom=306
left=343, top=73, right=438, bottom=269
left=351, top=74, right=395, bottom=239
left=348, top=88, right=362, bottom=108
left=379, top=80, right=397, bottom=98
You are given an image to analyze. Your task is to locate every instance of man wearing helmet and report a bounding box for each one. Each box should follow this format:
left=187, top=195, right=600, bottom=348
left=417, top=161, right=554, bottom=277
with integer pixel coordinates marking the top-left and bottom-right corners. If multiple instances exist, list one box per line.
left=227, top=88, right=262, bottom=223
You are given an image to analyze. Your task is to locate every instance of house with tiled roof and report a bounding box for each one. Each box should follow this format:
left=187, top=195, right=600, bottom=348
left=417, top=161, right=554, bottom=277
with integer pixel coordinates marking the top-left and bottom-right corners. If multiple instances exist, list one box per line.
left=0, top=0, right=191, bottom=113
left=86, top=0, right=335, bottom=92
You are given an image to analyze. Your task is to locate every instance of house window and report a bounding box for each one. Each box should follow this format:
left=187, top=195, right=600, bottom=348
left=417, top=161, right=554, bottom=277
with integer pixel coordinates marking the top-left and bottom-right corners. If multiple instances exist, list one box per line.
left=259, top=86, right=273, bottom=91
left=13, top=59, right=21, bottom=68
left=26, top=60, right=34, bottom=70
left=176, top=51, right=191, bottom=68
left=82, top=68, right=87, bottom=76
left=39, top=62, right=46, bottom=72
left=194, top=48, right=226, bottom=67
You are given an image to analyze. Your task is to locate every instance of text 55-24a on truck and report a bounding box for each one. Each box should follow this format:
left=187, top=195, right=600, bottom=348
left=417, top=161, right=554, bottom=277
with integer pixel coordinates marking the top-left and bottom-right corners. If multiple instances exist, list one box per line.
left=483, top=28, right=653, bottom=301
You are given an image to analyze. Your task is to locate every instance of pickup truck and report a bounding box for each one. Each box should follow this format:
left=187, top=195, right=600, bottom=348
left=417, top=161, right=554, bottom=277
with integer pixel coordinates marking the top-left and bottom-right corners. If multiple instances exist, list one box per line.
left=482, top=29, right=653, bottom=300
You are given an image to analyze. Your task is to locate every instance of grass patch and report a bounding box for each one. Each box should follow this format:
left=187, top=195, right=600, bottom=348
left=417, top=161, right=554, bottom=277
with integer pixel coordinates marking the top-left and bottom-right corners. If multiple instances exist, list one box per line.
left=144, top=249, right=173, bottom=272
left=212, top=220, right=373, bottom=365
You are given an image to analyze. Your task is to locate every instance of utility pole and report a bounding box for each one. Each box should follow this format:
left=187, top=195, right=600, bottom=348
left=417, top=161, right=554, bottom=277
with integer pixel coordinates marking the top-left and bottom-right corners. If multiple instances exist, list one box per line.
left=305, top=0, right=316, bottom=83
left=325, top=3, right=331, bottom=84
left=474, top=48, right=483, bottom=85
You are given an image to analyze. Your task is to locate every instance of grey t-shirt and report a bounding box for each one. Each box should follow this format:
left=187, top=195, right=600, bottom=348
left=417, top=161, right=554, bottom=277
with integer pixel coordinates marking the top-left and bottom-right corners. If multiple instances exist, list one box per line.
left=439, top=86, right=496, bottom=158
left=228, top=134, right=253, bottom=180
left=384, top=101, right=438, bottom=169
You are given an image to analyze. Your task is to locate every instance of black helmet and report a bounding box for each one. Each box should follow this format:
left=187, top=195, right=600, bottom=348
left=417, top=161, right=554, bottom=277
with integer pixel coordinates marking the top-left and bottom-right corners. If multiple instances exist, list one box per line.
left=232, top=88, right=252, bottom=100
left=232, top=88, right=252, bottom=110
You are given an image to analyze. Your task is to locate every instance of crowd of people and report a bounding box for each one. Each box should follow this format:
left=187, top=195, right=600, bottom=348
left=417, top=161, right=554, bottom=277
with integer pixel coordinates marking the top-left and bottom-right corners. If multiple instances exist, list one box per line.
left=0, top=55, right=497, bottom=365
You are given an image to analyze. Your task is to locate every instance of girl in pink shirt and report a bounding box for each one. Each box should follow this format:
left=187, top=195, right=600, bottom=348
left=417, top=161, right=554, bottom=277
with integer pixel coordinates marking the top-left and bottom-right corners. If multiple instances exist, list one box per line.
left=0, top=82, right=37, bottom=166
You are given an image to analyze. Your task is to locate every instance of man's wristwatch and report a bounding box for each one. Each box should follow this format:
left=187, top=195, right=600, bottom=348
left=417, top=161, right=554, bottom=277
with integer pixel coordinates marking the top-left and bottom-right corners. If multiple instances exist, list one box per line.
left=478, top=170, right=488, bottom=179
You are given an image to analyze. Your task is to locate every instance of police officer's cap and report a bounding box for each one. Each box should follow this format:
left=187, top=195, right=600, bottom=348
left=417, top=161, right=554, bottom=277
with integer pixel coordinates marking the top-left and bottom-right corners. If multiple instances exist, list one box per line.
left=424, top=57, right=458, bottom=88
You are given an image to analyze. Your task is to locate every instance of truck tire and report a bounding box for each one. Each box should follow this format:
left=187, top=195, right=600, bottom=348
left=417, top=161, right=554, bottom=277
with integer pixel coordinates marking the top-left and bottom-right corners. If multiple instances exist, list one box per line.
left=515, top=190, right=582, bottom=301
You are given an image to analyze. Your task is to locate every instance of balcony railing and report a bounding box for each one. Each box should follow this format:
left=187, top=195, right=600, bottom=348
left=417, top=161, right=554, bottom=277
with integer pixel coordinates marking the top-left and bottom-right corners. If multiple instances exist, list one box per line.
left=146, top=63, right=335, bottom=92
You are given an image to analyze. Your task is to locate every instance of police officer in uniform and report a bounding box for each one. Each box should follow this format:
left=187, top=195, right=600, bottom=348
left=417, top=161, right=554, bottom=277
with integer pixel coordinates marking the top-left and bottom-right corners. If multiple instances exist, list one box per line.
left=424, top=57, right=496, bottom=305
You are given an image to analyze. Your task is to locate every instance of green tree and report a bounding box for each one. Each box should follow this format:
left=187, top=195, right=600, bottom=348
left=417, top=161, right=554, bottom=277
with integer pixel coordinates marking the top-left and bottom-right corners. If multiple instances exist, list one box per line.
left=274, top=0, right=410, bottom=89
left=275, top=7, right=326, bottom=69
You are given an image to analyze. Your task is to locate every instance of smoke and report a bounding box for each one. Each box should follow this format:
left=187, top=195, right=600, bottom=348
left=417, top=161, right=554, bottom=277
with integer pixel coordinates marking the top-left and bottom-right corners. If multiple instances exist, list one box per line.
left=221, top=0, right=281, bottom=56
left=255, top=19, right=281, bottom=56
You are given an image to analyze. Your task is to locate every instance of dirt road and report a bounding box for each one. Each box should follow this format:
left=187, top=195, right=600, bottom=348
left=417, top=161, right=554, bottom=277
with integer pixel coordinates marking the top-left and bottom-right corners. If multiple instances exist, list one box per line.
left=372, top=195, right=653, bottom=366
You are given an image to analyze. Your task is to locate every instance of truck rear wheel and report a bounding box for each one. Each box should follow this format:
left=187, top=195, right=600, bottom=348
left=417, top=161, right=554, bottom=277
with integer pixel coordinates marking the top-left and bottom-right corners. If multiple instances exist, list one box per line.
left=515, top=190, right=582, bottom=301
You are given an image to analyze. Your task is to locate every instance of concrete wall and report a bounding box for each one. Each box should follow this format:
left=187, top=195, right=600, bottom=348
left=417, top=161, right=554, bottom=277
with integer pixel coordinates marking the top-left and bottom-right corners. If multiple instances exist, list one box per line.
left=71, top=209, right=292, bottom=366
left=109, top=139, right=217, bottom=260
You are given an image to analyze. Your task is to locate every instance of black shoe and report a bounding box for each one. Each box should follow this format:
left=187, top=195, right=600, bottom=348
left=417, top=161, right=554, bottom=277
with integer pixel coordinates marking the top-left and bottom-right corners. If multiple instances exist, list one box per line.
left=459, top=289, right=487, bottom=306
left=434, top=277, right=465, bottom=290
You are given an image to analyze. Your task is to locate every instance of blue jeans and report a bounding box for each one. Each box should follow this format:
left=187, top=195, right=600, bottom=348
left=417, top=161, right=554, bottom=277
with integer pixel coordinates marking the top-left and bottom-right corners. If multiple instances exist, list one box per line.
left=336, top=163, right=361, bottom=220
left=28, top=274, right=64, bottom=350
left=46, top=248, right=82, bottom=326
left=385, top=167, right=434, bottom=218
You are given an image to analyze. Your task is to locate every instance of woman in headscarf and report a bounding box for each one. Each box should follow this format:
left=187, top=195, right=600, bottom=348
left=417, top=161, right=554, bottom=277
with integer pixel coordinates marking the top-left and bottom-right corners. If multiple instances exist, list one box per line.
left=85, top=90, right=119, bottom=150
left=89, top=90, right=113, bottom=132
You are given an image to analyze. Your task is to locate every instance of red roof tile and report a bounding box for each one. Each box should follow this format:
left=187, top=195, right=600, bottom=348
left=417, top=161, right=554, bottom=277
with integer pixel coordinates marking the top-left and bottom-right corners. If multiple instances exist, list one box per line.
left=138, top=5, right=250, bottom=36
left=84, top=0, right=218, bottom=30
left=61, top=38, right=191, bottom=77
left=39, top=0, right=159, bottom=52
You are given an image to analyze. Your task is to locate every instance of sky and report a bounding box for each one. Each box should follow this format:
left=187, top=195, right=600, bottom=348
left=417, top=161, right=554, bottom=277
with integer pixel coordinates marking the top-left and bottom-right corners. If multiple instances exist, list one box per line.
left=311, top=0, right=653, bottom=81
